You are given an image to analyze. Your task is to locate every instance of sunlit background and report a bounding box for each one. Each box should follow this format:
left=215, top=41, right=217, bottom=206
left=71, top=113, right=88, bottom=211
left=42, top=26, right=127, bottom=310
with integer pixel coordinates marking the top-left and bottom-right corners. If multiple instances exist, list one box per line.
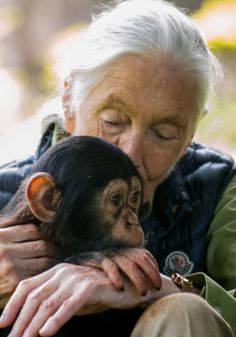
left=0, top=0, right=235, bottom=164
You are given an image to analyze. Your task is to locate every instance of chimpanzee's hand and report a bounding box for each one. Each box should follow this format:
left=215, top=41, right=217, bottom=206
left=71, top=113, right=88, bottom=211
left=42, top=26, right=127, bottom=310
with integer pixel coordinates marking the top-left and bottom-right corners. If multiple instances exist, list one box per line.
left=77, top=248, right=162, bottom=295
left=0, top=263, right=160, bottom=337
left=0, top=224, right=55, bottom=308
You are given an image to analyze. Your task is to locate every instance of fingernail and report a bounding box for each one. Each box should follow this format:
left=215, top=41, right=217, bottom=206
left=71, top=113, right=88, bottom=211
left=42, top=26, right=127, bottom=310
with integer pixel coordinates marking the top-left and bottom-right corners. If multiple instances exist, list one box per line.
left=39, top=328, right=46, bottom=336
left=39, top=324, right=49, bottom=336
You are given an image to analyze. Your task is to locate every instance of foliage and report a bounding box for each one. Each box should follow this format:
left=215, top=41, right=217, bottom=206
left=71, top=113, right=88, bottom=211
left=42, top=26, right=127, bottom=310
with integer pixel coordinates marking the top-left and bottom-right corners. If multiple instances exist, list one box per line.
left=193, top=0, right=236, bottom=158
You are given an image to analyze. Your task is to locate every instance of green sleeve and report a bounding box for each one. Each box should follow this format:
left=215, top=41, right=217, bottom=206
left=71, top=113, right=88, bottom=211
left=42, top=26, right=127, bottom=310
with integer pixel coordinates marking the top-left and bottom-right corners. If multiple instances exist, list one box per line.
left=206, top=174, right=236, bottom=290
left=187, top=272, right=236, bottom=334
left=186, top=175, right=236, bottom=334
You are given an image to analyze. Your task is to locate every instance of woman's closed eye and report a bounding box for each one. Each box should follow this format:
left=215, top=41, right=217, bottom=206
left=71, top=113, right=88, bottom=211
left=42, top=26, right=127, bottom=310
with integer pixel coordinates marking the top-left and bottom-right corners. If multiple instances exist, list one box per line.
left=151, top=124, right=182, bottom=141
left=103, top=119, right=125, bottom=126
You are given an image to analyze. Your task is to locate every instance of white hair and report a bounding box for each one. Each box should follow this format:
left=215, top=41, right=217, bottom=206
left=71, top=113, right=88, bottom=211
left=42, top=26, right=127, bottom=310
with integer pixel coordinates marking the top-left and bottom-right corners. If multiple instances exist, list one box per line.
left=57, top=0, right=223, bottom=128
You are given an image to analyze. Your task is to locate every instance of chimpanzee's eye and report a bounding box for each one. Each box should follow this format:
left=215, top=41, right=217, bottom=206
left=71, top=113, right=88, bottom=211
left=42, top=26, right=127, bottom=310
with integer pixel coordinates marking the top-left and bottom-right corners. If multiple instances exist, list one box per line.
left=129, top=192, right=141, bottom=213
left=129, top=192, right=140, bottom=204
left=109, top=194, right=122, bottom=206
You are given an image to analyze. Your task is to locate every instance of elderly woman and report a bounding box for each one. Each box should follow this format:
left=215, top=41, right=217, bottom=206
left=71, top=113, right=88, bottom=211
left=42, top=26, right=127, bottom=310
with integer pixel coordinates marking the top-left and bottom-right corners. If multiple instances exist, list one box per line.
left=0, top=0, right=235, bottom=336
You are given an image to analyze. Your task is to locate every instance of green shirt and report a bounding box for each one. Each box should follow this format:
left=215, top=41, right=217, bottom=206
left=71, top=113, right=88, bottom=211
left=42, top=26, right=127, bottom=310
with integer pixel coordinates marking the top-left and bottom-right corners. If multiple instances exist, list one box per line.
left=188, top=174, right=236, bottom=334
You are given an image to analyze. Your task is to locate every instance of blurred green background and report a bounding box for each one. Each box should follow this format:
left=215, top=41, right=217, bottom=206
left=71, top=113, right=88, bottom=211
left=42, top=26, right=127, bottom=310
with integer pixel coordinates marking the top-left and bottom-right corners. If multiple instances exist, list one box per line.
left=0, top=0, right=235, bottom=163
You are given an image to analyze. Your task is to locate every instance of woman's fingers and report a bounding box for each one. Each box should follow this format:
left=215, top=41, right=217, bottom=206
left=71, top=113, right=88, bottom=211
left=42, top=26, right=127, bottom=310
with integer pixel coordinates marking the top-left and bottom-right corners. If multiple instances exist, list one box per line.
left=13, top=292, right=62, bottom=337
left=0, top=262, right=160, bottom=337
left=14, top=240, right=55, bottom=259
left=0, top=269, right=56, bottom=327
left=0, top=264, right=111, bottom=337
left=0, top=224, right=56, bottom=305
left=39, top=287, right=89, bottom=336
left=0, top=224, right=42, bottom=242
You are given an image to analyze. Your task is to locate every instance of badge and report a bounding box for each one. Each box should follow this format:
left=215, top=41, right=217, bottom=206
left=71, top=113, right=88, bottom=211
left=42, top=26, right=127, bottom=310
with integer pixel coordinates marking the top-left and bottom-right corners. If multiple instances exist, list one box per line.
left=163, top=251, right=194, bottom=276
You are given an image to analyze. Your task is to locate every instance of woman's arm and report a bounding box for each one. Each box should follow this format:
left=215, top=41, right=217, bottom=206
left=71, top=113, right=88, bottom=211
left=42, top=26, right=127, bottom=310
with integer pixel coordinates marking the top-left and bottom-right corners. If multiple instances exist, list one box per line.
left=206, top=174, right=236, bottom=290
left=0, top=263, right=158, bottom=337
left=0, top=257, right=200, bottom=337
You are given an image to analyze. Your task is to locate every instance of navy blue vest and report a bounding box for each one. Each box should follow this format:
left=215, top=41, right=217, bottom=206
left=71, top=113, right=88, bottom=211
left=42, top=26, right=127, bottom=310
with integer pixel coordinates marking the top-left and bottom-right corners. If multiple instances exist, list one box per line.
left=142, top=142, right=236, bottom=276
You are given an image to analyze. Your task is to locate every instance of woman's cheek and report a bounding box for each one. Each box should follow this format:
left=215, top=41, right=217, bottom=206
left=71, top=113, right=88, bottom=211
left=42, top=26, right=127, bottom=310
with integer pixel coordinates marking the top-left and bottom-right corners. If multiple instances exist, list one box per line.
left=145, top=150, right=179, bottom=185
left=100, top=131, right=120, bottom=146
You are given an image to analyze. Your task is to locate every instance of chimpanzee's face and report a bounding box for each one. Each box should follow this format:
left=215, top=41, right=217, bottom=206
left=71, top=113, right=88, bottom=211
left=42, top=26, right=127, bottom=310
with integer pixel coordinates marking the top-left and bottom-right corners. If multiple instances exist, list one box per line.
left=100, top=176, right=144, bottom=247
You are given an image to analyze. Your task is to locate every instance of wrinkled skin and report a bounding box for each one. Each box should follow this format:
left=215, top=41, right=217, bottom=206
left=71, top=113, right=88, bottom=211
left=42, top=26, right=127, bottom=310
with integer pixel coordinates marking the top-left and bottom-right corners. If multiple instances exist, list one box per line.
left=0, top=251, right=162, bottom=337
left=66, top=55, right=196, bottom=202
left=0, top=224, right=55, bottom=308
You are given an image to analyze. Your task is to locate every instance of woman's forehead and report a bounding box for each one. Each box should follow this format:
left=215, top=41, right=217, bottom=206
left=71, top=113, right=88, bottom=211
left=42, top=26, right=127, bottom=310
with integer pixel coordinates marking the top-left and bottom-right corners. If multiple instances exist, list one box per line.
left=80, top=55, right=197, bottom=126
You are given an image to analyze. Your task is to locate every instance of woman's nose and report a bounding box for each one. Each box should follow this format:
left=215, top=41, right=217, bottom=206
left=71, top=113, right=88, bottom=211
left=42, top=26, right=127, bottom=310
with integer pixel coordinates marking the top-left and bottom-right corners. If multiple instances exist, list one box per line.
left=119, top=132, right=144, bottom=168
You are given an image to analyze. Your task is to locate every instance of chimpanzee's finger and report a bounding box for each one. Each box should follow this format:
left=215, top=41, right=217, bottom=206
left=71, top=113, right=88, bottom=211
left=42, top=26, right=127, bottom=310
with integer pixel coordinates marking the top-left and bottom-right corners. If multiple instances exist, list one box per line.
left=125, top=248, right=159, bottom=268
left=101, top=258, right=125, bottom=291
left=129, top=250, right=162, bottom=290
left=141, top=249, right=159, bottom=268
left=133, top=256, right=161, bottom=290
left=81, top=256, right=124, bottom=291
left=114, top=249, right=161, bottom=290
left=112, top=255, right=148, bottom=295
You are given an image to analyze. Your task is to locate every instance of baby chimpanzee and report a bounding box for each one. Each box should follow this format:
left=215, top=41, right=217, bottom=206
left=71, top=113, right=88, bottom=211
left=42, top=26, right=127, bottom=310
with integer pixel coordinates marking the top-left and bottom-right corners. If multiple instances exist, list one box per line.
left=0, top=136, right=144, bottom=258
left=0, top=136, right=146, bottom=337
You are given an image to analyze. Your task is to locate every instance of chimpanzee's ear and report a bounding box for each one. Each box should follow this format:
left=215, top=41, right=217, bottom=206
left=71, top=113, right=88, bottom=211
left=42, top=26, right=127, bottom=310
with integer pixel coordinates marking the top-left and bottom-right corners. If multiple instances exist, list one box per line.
left=26, top=172, right=61, bottom=223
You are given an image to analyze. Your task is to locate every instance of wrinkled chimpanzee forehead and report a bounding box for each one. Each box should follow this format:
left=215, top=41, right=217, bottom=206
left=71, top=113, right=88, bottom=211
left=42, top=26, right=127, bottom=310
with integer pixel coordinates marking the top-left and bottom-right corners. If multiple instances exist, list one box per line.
left=102, top=176, right=143, bottom=197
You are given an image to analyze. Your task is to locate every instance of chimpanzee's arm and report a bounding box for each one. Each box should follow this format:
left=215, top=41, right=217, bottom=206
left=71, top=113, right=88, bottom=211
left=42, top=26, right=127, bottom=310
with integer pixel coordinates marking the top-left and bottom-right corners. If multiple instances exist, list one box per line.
left=65, top=248, right=161, bottom=295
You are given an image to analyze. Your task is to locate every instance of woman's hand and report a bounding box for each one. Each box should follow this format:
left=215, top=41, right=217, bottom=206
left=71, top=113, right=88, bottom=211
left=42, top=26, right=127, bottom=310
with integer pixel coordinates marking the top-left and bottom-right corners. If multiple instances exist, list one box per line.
left=76, top=248, right=162, bottom=295
left=0, top=224, right=55, bottom=308
left=0, top=263, right=159, bottom=337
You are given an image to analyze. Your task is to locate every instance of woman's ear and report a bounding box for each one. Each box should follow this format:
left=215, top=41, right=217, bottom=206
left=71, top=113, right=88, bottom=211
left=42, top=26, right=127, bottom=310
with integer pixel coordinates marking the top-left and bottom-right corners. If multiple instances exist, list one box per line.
left=26, top=172, right=61, bottom=223
left=63, top=77, right=75, bottom=133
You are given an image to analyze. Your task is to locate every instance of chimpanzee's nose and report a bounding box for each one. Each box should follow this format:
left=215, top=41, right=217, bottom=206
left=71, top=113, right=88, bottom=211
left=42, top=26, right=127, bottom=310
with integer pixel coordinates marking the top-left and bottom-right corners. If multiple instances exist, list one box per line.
left=126, top=209, right=139, bottom=227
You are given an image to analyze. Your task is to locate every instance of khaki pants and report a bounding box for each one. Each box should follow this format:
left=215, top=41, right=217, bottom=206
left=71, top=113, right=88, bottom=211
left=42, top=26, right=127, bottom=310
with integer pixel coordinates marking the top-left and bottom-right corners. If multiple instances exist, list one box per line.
left=131, top=293, right=234, bottom=337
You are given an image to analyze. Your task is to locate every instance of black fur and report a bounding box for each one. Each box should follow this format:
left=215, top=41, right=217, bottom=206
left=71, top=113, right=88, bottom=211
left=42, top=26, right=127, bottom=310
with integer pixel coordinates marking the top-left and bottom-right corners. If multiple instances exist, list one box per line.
left=0, top=136, right=143, bottom=337
left=1, top=136, right=142, bottom=257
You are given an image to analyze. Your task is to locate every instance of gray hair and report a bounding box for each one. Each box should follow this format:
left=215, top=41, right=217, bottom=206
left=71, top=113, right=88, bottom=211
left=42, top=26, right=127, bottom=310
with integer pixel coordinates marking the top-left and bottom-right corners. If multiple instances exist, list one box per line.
left=58, top=0, right=222, bottom=129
